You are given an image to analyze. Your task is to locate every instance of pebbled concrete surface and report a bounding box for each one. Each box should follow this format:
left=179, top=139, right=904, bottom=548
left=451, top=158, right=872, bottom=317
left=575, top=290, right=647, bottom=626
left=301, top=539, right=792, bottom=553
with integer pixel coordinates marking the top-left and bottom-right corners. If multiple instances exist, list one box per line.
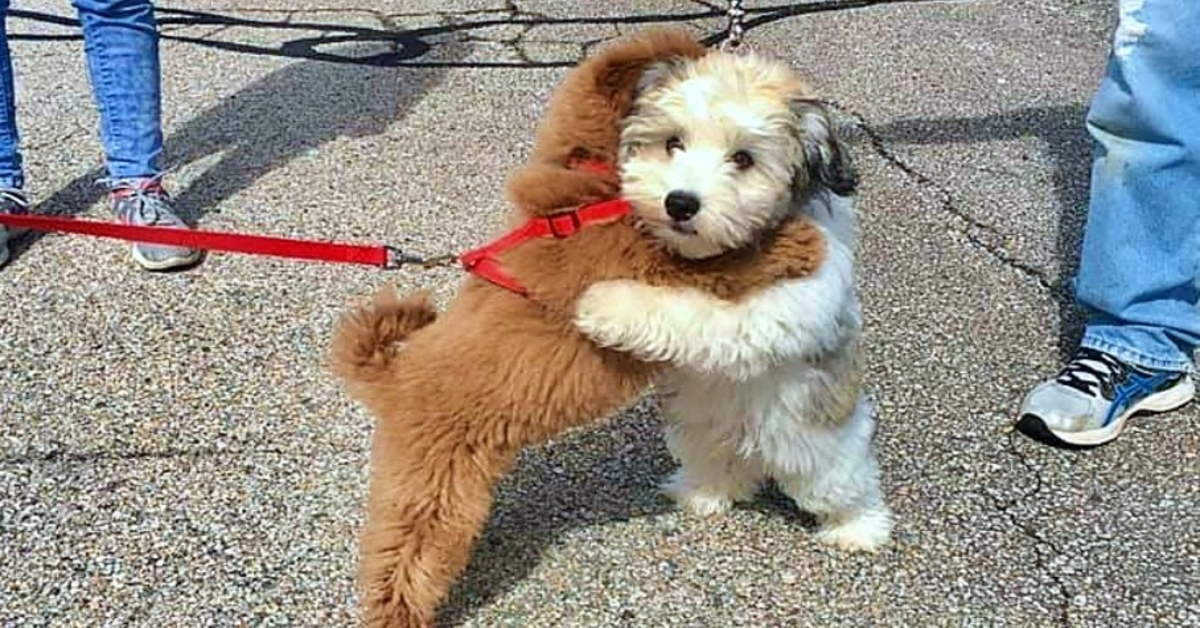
left=1, top=1, right=1196, bottom=626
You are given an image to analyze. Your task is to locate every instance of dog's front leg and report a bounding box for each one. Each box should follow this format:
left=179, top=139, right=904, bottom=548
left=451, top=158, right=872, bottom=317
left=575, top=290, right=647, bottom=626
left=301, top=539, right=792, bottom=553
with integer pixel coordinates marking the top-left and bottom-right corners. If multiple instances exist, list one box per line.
left=575, top=277, right=849, bottom=380
left=574, top=280, right=727, bottom=364
left=359, top=420, right=515, bottom=628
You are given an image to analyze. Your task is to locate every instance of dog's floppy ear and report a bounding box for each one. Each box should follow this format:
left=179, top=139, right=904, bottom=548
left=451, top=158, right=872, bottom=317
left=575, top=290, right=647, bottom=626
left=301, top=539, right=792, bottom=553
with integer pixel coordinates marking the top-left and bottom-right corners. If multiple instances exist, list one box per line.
left=789, top=99, right=858, bottom=196
left=595, top=54, right=685, bottom=107
left=635, top=57, right=686, bottom=98
left=587, top=28, right=706, bottom=107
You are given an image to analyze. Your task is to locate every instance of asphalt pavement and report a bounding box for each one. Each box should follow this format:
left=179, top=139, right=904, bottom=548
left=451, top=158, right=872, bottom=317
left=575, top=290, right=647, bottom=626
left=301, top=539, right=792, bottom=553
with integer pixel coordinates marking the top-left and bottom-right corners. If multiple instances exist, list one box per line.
left=2, top=1, right=1196, bottom=626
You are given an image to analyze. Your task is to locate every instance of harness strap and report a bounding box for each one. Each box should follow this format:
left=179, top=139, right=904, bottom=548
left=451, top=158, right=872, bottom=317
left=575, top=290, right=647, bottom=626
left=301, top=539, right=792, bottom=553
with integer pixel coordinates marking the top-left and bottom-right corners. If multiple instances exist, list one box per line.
left=458, top=197, right=632, bottom=296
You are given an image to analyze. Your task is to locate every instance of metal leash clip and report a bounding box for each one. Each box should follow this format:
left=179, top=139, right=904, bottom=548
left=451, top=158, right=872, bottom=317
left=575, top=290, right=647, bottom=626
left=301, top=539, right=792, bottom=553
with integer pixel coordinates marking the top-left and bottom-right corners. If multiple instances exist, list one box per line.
left=383, top=245, right=460, bottom=271
left=721, top=0, right=747, bottom=51
left=417, top=253, right=461, bottom=269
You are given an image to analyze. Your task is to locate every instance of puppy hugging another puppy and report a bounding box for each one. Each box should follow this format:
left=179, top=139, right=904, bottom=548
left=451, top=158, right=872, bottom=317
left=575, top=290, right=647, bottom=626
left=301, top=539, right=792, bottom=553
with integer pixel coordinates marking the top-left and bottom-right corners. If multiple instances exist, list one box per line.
left=576, top=48, right=893, bottom=552
left=329, top=28, right=879, bottom=628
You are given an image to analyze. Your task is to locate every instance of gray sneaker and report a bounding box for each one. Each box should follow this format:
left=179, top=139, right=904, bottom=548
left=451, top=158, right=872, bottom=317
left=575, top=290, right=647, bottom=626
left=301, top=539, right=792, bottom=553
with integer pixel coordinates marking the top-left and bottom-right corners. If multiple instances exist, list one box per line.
left=0, top=188, right=30, bottom=268
left=110, top=178, right=201, bottom=271
left=1016, top=347, right=1195, bottom=448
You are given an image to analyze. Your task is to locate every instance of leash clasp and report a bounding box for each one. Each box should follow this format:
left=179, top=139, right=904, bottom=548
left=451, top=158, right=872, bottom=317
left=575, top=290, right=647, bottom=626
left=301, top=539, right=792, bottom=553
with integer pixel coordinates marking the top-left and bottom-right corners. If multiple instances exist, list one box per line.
left=383, top=245, right=432, bottom=270
left=383, top=244, right=460, bottom=270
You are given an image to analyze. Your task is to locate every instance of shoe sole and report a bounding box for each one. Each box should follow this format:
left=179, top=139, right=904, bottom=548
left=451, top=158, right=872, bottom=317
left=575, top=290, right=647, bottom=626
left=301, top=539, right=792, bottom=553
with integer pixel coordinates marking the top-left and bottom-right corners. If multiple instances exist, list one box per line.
left=1017, top=376, right=1196, bottom=448
left=0, top=226, right=25, bottom=267
left=2, top=232, right=200, bottom=271
left=131, top=245, right=203, bottom=271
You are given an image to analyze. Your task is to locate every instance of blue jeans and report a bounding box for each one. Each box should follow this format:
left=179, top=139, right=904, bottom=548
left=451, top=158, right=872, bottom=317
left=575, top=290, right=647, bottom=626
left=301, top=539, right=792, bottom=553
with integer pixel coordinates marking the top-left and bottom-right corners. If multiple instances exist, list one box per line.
left=1076, top=0, right=1200, bottom=374
left=0, top=0, right=163, bottom=189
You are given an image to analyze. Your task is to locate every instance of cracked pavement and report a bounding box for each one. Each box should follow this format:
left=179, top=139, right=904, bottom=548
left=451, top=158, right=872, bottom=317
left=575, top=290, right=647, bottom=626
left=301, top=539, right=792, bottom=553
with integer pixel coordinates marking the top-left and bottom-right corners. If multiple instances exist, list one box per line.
left=2, top=0, right=1197, bottom=626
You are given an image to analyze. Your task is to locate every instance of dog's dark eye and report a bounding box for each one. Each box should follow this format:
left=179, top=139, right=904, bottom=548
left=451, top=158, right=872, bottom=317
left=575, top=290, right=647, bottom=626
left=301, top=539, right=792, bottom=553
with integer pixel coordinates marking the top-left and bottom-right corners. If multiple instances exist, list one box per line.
left=666, top=136, right=685, bottom=153
left=730, top=150, right=755, bottom=170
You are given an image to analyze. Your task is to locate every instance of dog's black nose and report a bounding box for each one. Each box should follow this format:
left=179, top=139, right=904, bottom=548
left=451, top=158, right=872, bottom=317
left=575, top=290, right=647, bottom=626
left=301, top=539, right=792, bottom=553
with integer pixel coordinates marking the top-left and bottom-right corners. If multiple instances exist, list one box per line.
left=664, top=191, right=701, bottom=222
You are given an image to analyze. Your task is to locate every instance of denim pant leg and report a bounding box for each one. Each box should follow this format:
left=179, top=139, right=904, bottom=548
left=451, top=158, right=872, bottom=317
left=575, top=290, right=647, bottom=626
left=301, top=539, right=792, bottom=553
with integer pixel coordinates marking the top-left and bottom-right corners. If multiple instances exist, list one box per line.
left=73, top=0, right=163, bottom=182
left=0, top=0, right=23, bottom=189
left=1076, top=0, right=1200, bottom=374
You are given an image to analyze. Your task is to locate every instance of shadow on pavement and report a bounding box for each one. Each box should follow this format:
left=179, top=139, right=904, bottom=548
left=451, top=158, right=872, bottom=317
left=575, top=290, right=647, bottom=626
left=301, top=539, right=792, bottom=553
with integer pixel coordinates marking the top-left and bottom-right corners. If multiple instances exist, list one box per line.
left=873, top=104, right=1093, bottom=361
left=438, top=400, right=814, bottom=626
left=12, top=3, right=884, bottom=67
left=438, top=407, right=676, bottom=626
left=6, top=31, right=468, bottom=265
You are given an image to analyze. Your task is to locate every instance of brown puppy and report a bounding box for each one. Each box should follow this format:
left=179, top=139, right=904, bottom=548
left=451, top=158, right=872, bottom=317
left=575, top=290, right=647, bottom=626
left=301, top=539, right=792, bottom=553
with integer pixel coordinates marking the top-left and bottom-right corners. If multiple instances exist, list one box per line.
left=330, top=29, right=831, bottom=628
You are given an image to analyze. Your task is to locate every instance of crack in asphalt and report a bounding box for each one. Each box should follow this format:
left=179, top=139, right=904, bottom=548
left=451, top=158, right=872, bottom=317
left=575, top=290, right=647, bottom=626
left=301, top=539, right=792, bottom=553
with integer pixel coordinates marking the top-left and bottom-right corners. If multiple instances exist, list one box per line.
left=996, top=432, right=1074, bottom=625
left=0, top=446, right=336, bottom=466
left=439, top=1, right=549, bottom=66
left=828, top=100, right=1065, bottom=301
left=831, top=100, right=1076, bottom=624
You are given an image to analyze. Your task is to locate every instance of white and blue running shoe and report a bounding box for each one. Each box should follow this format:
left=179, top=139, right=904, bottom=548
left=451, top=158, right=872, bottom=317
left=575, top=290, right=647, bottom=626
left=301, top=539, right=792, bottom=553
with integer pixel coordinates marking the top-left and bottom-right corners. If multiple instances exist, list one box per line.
left=1016, top=347, right=1194, bottom=448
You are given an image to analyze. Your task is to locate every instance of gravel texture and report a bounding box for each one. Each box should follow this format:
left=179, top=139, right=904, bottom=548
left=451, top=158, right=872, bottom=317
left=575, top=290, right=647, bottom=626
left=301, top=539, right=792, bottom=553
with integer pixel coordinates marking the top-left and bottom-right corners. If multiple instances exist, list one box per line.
left=2, top=1, right=1196, bottom=627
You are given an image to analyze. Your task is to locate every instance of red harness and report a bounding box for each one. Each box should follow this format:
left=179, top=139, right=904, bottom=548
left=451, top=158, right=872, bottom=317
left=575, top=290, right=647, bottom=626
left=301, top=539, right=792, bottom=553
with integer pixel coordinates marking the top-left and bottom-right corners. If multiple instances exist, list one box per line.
left=458, top=160, right=630, bottom=296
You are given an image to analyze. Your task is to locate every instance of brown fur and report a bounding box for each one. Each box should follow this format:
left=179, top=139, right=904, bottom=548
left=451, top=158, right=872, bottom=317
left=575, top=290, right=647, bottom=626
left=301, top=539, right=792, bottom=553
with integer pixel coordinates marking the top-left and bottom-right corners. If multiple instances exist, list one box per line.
left=330, top=29, right=828, bottom=628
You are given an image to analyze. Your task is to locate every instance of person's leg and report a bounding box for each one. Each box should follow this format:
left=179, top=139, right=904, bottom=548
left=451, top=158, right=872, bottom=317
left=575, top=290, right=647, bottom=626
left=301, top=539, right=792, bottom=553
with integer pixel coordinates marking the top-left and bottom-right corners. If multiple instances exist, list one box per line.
left=74, top=0, right=198, bottom=270
left=0, top=0, right=20, bottom=190
left=0, top=0, right=30, bottom=268
left=1078, top=0, right=1200, bottom=372
left=1018, top=0, right=1199, bottom=447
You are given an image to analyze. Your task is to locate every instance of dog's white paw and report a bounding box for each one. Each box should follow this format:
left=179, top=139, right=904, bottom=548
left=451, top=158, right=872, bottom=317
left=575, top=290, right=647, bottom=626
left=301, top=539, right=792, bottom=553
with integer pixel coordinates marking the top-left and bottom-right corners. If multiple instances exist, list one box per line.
left=574, top=280, right=647, bottom=349
left=815, top=507, right=894, bottom=553
left=683, top=493, right=734, bottom=517
left=661, top=471, right=746, bottom=517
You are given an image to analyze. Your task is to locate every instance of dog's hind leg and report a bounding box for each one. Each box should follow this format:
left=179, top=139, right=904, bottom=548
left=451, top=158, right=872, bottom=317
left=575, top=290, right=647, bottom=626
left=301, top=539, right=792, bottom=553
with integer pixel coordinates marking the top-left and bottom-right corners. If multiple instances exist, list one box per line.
left=660, top=387, right=764, bottom=516
left=772, top=396, right=893, bottom=553
left=358, top=421, right=517, bottom=628
left=662, top=434, right=763, bottom=516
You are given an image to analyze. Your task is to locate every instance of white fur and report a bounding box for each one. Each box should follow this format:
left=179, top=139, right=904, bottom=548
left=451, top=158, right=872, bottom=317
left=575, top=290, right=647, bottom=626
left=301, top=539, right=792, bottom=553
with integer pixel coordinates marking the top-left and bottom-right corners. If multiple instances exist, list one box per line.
left=619, top=52, right=824, bottom=260
left=578, top=195, right=892, bottom=552
left=574, top=206, right=858, bottom=382
left=576, top=51, right=893, bottom=552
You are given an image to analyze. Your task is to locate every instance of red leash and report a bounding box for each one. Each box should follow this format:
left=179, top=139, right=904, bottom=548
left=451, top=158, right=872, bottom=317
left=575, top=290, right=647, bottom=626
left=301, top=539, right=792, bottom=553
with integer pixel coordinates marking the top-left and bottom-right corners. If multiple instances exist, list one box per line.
left=0, top=158, right=628, bottom=294
left=0, top=213, right=410, bottom=268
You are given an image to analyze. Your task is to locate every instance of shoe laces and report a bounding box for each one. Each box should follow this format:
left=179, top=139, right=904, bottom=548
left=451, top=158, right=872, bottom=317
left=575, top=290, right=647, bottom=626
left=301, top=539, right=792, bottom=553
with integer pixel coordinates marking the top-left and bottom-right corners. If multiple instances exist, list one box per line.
left=1056, top=347, right=1127, bottom=398
left=0, top=188, right=29, bottom=214
left=111, top=178, right=173, bottom=225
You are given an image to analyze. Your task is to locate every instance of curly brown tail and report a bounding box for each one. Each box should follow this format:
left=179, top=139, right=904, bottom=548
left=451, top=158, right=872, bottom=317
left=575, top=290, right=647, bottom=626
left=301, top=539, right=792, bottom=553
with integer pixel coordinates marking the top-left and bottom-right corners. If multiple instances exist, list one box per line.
left=329, top=286, right=438, bottom=385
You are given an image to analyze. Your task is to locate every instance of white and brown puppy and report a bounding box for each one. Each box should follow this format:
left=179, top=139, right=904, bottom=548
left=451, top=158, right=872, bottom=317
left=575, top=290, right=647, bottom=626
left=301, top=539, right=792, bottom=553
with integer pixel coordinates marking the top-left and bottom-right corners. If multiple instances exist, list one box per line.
left=574, top=51, right=893, bottom=551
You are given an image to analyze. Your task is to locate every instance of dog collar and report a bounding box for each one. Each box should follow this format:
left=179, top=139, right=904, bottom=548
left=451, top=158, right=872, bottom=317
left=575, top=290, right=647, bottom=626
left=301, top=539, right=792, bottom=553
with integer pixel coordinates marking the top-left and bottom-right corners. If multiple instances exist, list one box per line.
left=459, top=159, right=630, bottom=297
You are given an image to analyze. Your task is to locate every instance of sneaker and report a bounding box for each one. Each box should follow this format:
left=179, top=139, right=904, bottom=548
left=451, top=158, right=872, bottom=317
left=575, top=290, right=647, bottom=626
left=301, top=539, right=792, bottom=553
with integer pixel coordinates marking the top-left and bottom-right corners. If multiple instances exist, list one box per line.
left=0, top=188, right=30, bottom=268
left=1016, top=347, right=1195, bottom=448
left=110, top=178, right=201, bottom=271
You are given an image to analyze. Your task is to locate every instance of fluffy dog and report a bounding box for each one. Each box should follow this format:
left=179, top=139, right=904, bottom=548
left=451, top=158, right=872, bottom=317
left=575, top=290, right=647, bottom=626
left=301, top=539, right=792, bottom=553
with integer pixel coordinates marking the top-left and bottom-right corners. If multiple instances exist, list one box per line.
left=575, top=50, right=894, bottom=551
left=329, top=30, right=843, bottom=627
